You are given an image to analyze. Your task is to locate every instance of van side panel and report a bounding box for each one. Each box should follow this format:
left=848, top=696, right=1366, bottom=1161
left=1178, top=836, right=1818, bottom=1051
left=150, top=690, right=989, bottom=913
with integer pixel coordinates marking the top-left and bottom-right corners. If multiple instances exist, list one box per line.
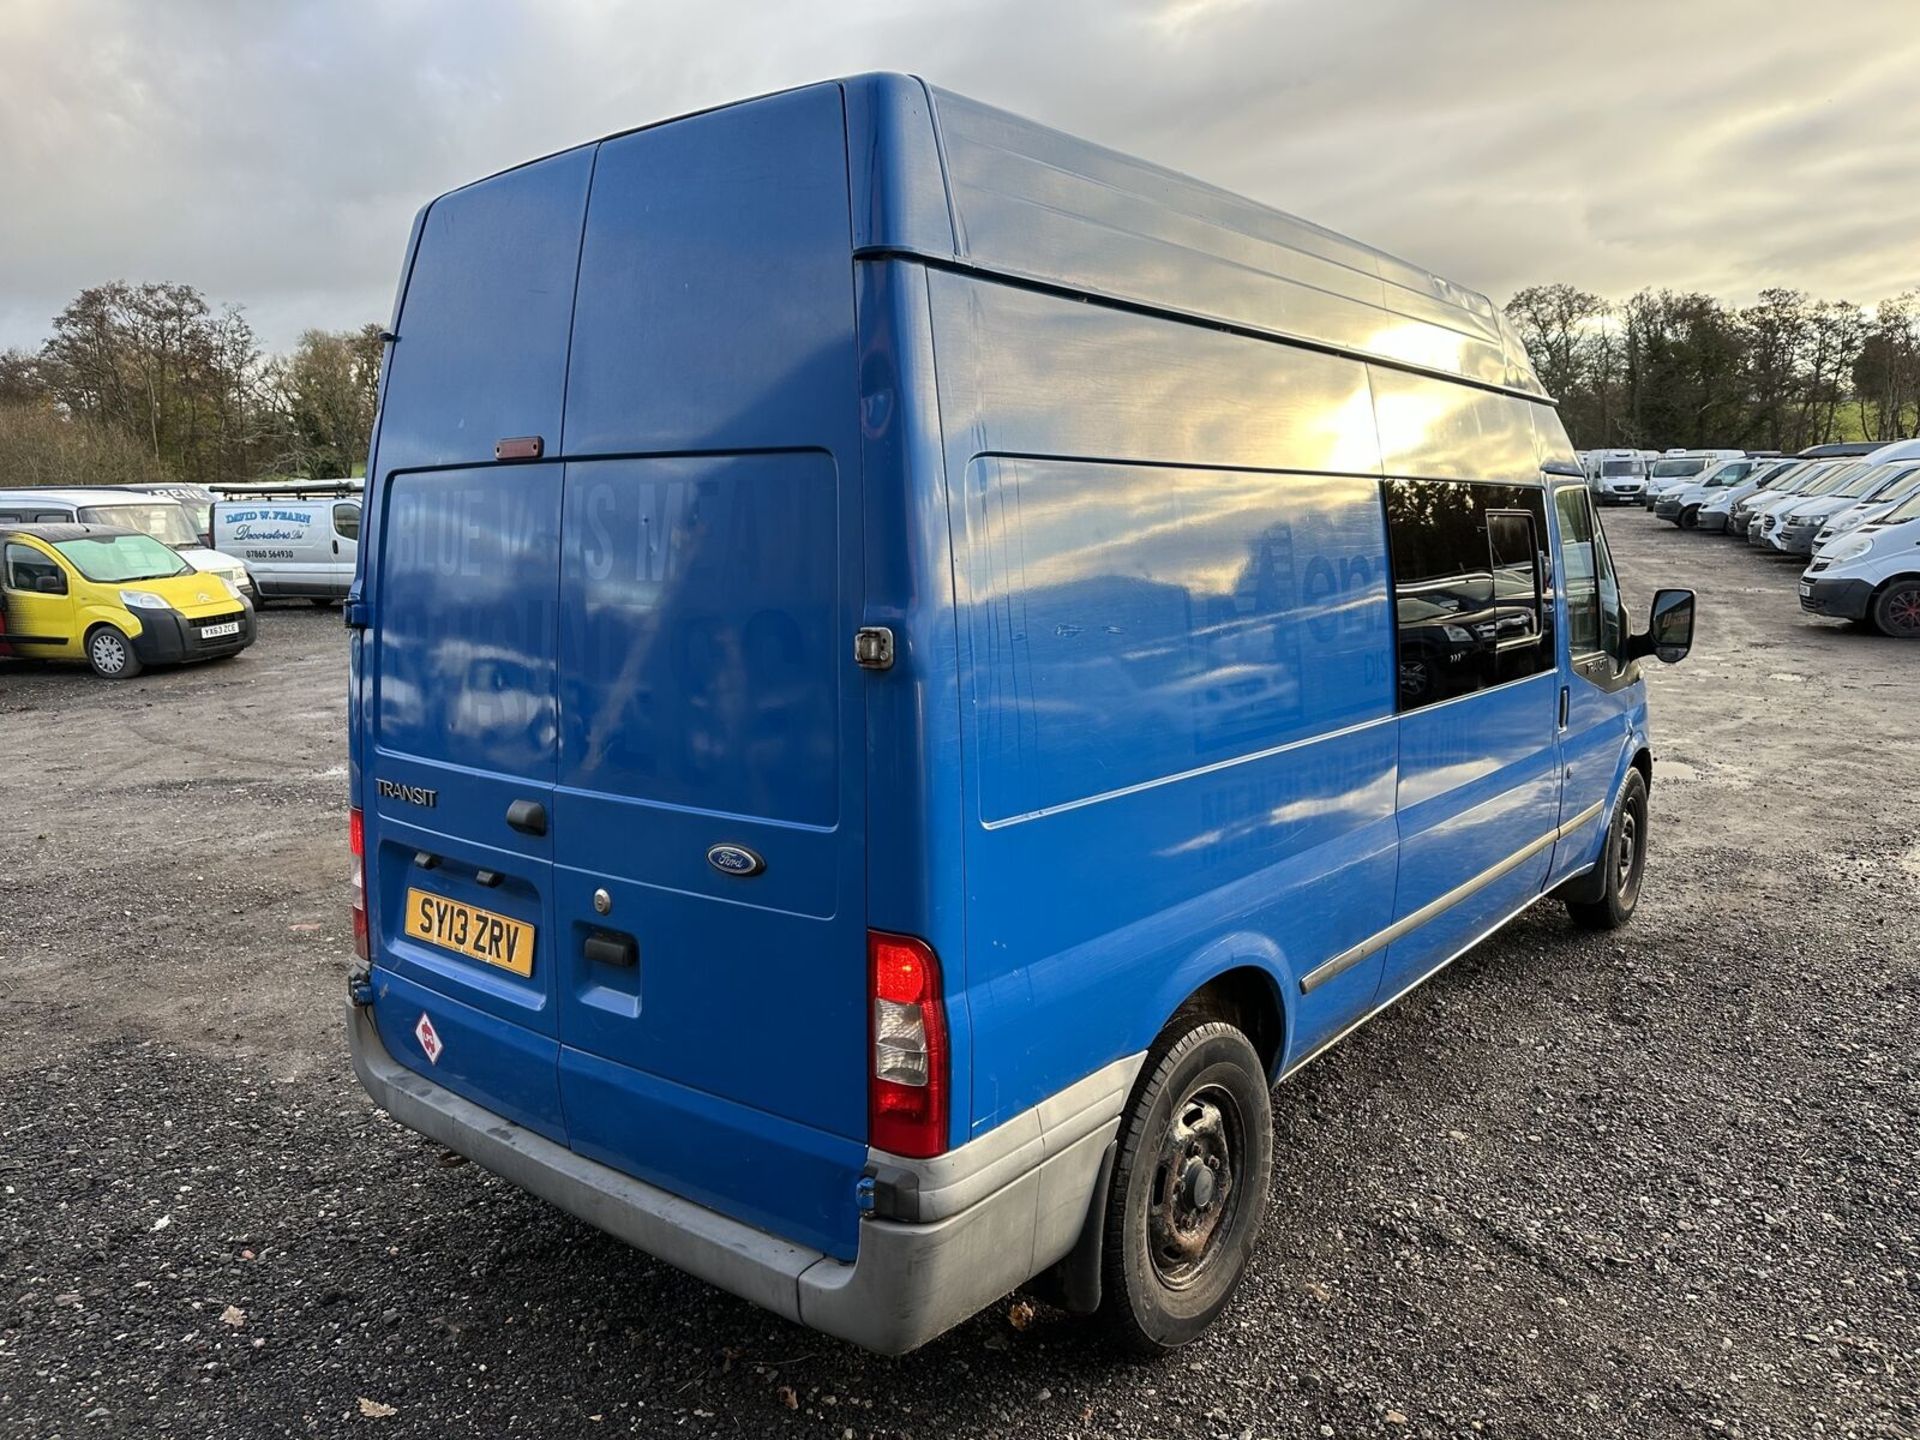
left=928, top=273, right=1399, bottom=1131
left=924, top=86, right=1517, bottom=394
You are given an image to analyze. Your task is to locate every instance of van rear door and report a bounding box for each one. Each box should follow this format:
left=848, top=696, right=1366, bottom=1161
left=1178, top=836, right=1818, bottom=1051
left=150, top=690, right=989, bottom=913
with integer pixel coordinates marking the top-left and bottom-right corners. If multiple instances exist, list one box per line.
left=361, top=147, right=594, bottom=1141
left=547, top=88, right=872, bottom=1260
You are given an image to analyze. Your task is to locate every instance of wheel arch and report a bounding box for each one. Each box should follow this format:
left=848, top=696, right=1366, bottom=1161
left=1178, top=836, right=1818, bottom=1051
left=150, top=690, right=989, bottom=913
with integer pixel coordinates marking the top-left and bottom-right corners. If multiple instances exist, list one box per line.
left=1152, top=955, right=1289, bottom=1085
left=1631, top=745, right=1653, bottom=792
left=1868, top=571, right=1920, bottom=633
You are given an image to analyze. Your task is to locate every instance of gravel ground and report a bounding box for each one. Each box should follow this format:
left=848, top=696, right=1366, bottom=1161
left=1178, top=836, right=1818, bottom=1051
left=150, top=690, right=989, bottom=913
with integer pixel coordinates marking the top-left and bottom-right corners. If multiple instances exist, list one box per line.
left=1, top=517, right=1916, bottom=1440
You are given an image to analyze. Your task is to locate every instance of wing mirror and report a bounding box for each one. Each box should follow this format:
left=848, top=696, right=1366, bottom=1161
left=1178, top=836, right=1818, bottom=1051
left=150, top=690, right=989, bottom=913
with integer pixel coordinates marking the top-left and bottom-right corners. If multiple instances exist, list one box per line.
left=1627, top=588, right=1695, bottom=664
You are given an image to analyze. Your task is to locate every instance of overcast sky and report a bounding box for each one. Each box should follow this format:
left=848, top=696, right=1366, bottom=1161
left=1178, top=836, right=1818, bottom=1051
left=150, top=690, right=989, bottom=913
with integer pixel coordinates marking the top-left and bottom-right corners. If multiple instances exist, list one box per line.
left=3, top=0, right=1917, bottom=355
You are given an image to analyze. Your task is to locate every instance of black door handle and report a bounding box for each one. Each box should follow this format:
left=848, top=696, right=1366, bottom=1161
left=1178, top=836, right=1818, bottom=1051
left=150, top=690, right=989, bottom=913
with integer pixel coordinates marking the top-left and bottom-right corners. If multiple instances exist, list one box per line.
left=584, top=931, right=637, bottom=968
left=506, top=799, right=547, bottom=836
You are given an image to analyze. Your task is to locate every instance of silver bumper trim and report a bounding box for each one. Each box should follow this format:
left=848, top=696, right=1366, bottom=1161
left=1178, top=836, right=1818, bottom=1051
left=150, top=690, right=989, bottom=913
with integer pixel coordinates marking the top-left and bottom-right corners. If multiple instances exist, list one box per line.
left=347, top=1003, right=1136, bottom=1353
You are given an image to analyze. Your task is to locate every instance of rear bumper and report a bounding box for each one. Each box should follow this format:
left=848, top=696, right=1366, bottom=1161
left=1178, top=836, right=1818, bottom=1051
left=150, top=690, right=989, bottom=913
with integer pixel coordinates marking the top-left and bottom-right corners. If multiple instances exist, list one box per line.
left=347, top=1002, right=1138, bottom=1354
left=1799, top=575, right=1872, bottom=621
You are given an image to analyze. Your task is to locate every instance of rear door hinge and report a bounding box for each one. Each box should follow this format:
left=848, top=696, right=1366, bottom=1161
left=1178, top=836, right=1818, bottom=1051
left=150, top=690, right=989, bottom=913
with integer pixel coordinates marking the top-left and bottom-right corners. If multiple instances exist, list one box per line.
left=343, top=596, right=369, bottom=631
left=853, top=626, right=894, bottom=670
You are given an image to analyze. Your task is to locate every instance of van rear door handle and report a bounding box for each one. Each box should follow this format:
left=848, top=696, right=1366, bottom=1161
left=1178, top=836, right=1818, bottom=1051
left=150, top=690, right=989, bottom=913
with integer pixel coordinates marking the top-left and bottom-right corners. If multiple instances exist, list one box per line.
left=584, top=930, right=637, bottom=968
left=1558, top=685, right=1570, bottom=728
left=506, top=799, right=547, bottom=836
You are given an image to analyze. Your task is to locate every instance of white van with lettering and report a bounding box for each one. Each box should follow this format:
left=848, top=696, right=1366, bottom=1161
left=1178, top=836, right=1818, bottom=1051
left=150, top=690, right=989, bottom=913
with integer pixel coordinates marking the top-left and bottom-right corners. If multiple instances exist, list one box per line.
left=210, top=482, right=361, bottom=605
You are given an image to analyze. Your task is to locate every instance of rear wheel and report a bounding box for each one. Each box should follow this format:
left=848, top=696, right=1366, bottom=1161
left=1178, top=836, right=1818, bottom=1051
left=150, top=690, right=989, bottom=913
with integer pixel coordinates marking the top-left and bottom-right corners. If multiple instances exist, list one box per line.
left=1099, top=1018, right=1272, bottom=1354
left=1567, top=768, right=1648, bottom=930
left=1870, top=579, right=1920, bottom=638
left=86, top=625, right=142, bottom=679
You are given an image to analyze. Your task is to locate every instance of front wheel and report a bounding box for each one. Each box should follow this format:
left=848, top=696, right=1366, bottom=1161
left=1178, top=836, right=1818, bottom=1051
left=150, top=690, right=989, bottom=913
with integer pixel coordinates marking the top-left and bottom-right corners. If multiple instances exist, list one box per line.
left=1870, top=579, right=1920, bottom=638
left=1099, top=1018, right=1272, bottom=1353
left=1679, top=505, right=1700, bottom=530
left=87, top=625, right=142, bottom=679
left=1567, top=768, right=1648, bottom=930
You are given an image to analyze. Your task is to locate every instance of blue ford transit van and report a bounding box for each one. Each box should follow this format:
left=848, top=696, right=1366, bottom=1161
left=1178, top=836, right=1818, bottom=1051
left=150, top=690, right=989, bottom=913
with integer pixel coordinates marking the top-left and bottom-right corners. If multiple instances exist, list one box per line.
left=345, top=75, right=1695, bottom=1354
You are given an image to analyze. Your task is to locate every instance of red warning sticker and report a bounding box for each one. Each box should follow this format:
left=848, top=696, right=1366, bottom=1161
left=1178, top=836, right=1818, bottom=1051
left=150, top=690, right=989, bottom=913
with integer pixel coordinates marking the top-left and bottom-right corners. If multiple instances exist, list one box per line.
left=414, top=1012, right=443, bottom=1065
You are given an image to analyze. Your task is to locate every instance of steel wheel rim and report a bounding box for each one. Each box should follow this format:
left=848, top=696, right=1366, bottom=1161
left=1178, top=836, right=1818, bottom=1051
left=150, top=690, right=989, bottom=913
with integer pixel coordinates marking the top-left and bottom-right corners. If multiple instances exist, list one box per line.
left=92, top=632, right=126, bottom=674
left=1147, top=1081, right=1245, bottom=1289
left=1616, top=805, right=1642, bottom=901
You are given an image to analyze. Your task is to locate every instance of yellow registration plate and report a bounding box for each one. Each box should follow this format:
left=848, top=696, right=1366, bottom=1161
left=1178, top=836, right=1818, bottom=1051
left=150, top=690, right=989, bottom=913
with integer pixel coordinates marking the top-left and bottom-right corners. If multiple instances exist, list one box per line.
left=404, top=888, right=536, bottom=977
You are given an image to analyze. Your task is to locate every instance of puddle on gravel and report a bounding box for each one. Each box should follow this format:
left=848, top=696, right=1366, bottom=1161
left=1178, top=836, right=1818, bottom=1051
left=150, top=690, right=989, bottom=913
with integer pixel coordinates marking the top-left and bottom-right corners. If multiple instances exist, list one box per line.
left=1766, top=672, right=1808, bottom=684
left=1903, top=844, right=1920, bottom=879
left=1658, top=759, right=1703, bottom=782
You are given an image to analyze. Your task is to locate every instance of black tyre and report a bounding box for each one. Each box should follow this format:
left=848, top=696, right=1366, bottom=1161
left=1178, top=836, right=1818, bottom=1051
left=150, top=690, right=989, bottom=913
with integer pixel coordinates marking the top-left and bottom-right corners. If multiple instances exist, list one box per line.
left=1870, top=579, right=1920, bottom=639
left=1567, top=768, right=1648, bottom=930
left=86, top=625, right=142, bottom=679
left=1679, top=505, right=1700, bottom=530
left=1099, top=1017, right=1272, bottom=1353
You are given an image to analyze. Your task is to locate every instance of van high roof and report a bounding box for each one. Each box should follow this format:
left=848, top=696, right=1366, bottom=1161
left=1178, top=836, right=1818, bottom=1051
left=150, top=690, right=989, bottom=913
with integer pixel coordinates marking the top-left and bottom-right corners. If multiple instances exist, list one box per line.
left=444, top=74, right=1547, bottom=404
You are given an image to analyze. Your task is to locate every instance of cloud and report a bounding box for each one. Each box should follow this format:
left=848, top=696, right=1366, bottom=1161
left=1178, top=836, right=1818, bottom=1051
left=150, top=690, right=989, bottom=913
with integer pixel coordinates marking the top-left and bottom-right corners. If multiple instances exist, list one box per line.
left=1, top=0, right=1916, bottom=352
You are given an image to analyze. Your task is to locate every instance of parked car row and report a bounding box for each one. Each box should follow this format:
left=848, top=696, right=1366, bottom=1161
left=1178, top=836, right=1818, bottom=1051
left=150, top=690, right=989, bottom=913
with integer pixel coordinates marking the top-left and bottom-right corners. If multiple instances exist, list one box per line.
left=0, top=480, right=361, bottom=677
left=1643, top=440, right=1920, bottom=638
left=1577, top=447, right=1760, bottom=506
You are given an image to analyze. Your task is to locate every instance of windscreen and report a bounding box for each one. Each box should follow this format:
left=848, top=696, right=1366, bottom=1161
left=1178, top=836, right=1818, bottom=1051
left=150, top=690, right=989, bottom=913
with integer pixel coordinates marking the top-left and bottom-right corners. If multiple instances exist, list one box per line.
left=1836, top=465, right=1894, bottom=499
left=1883, top=484, right=1920, bottom=524
left=78, top=501, right=199, bottom=549
left=1601, top=458, right=1641, bottom=476
left=1805, top=465, right=1863, bottom=497
left=54, top=533, right=191, bottom=582
left=1650, top=457, right=1706, bottom=479
left=1871, top=467, right=1920, bottom=506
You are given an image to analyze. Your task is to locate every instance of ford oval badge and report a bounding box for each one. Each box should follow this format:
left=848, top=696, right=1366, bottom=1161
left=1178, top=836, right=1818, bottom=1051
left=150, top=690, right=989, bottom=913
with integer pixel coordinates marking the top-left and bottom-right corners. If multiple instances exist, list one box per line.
left=706, top=843, right=765, bottom=878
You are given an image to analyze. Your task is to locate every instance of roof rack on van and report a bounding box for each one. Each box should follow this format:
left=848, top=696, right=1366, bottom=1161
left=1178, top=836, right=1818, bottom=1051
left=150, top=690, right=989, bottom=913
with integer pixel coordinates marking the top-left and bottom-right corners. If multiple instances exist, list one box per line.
left=211, top=479, right=364, bottom=499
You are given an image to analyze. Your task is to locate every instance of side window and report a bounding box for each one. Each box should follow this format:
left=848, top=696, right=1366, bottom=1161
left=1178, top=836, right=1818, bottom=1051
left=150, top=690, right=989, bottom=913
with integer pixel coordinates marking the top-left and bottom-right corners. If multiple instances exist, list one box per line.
left=5, top=543, right=64, bottom=594
left=333, top=502, right=362, bottom=541
left=1383, top=480, right=1555, bottom=711
left=1554, top=487, right=1625, bottom=662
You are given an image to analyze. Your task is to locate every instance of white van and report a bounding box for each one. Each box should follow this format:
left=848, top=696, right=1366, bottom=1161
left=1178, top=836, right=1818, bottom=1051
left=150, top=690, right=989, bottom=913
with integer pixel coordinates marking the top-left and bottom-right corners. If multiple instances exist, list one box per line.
left=1583, top=448, right=1650, bottom=504
left=0, top=486, right=254, bottom=599
left=1801, top=485, right=1920, bottom=636
left=1643, top=449, right=1746, bottom=509
left=210, top=482, right=361, bottom=604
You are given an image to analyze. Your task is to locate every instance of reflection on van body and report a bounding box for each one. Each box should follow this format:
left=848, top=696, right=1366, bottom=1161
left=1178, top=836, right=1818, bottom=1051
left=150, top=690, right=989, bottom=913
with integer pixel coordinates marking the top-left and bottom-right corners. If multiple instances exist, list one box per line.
left=344, top=74, right=1685, bottom=1357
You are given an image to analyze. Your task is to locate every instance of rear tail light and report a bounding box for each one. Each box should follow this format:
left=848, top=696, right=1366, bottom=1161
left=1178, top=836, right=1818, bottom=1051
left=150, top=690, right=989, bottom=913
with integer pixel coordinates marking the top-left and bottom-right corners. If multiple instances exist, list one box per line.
left=349, top=806, right=368, bottom=961
left=868, top=931, right=948, bottom=1158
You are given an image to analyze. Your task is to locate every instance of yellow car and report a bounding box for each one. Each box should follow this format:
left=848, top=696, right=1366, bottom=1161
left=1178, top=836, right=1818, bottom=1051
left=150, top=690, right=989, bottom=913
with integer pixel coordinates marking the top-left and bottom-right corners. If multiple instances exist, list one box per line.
left=1, top=523, right=255, bottom=678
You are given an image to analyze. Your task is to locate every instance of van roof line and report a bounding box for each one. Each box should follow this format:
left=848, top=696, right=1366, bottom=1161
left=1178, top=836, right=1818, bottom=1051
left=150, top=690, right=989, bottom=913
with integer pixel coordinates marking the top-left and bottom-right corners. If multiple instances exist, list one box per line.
left=427, top=73, right=1549, bottom=406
